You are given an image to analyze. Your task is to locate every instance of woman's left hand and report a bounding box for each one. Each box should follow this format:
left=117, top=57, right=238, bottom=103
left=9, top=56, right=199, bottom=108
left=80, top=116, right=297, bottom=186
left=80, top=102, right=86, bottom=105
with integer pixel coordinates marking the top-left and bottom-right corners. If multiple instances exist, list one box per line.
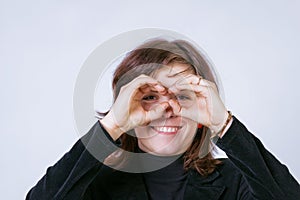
left=168, top=74, right=229, bottom=135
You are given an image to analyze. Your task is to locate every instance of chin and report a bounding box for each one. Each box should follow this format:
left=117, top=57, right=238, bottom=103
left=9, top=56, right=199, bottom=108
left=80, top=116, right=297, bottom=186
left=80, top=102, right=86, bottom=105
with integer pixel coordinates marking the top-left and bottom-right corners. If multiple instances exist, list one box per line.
left=151, top=146, right=186, bottom=156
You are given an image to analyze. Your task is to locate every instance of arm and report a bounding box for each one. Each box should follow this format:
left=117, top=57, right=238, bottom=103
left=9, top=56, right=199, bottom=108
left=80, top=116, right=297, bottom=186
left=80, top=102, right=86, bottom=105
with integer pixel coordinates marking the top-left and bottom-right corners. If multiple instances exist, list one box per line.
left=26, top=121, right=118, bottom=200
left=26, top=74, right=170, bottom=200
left=217, top=116, right=300, bottom=200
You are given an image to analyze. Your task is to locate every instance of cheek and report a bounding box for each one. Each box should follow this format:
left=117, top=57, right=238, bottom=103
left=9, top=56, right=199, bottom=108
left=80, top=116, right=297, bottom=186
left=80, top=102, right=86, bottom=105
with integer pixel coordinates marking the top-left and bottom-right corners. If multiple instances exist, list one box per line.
left=181, top=120, right=198, bottom=142
left=141, top=102, right=158, bottom=111
left=185, top=119, right=198, bottom=132
left=134, top=126, right=154, bottom=138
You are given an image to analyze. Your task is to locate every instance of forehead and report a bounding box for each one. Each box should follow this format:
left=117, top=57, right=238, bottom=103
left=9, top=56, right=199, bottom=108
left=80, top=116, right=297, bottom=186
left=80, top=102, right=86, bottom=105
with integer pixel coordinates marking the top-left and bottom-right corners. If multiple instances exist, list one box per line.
left=152, top=63, right=194, bottom=88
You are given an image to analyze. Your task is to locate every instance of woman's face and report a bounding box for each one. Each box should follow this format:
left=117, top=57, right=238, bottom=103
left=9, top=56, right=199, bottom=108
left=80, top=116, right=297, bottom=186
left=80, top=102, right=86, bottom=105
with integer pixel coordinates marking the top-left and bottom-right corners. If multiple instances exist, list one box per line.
left=134, top=63, right=198, bottom=156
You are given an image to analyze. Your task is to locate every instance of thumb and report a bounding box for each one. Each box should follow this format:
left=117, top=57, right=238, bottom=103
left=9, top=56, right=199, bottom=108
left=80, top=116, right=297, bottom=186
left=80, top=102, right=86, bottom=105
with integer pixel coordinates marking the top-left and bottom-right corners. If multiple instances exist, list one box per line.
left=168, top=99, right=181, bottom=115
left=145, top=102, right=169, bottom=123
left=169, top=99, right=196, bottom=122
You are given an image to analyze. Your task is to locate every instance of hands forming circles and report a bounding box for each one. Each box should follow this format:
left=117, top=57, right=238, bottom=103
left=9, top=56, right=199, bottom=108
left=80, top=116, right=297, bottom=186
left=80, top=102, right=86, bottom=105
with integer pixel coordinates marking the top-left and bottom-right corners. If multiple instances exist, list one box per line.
left=101, top=74, right=228, bottom=140
left=167, top=74, right=228, bottom=134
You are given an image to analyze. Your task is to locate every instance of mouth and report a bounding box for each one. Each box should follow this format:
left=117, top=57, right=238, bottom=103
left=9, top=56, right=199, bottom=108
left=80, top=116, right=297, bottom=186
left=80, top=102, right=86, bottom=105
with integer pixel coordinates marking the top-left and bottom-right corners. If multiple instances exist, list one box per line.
left=151, top=126, right=182, bottom=135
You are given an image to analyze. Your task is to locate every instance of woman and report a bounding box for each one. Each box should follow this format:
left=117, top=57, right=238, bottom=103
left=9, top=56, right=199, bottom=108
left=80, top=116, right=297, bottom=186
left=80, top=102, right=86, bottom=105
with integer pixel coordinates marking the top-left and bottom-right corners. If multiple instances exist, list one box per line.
left=26, top=39, right=300, bottom=200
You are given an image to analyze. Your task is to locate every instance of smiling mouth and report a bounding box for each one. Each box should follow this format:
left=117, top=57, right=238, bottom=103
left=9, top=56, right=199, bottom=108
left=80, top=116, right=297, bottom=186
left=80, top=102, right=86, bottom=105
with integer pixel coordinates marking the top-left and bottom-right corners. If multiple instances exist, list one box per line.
left=151, top=126, right=182, bottom=135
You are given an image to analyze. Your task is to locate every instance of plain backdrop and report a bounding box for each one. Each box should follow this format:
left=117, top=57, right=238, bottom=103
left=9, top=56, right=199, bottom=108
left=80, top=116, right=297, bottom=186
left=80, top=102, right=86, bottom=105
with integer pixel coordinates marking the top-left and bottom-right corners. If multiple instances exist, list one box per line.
left=1, top=0, right=299, bottom=199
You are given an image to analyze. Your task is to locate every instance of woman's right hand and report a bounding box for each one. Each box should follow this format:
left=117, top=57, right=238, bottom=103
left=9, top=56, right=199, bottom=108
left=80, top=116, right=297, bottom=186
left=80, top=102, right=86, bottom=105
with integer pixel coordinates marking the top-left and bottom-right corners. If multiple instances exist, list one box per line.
left=100, top=74, right=169, bottom=140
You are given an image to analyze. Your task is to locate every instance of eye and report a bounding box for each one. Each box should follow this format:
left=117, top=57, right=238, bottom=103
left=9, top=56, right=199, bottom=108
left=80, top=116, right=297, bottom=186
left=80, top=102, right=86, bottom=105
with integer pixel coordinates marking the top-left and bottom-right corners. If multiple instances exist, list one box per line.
left=176, top=95, right=191, bottom=101
left=142, top=95, right=158, bottom=101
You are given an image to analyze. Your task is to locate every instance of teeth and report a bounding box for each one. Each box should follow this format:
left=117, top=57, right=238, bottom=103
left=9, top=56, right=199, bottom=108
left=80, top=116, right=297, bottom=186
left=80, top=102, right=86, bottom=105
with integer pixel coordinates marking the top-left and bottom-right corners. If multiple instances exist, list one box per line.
left=154, top=127, right=178, bottom=133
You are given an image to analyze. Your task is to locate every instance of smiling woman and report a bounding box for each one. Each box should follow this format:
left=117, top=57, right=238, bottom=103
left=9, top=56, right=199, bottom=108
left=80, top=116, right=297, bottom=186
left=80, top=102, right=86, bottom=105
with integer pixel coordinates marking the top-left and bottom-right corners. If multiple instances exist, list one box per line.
left=101, top=40, right=224, bottom=175
left=26, top=38, right=300, bottom=200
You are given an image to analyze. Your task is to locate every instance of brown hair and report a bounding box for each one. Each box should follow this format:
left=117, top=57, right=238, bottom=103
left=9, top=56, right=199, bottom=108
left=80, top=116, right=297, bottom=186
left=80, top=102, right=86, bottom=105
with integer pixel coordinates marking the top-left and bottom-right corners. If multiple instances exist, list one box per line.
left=103, top=38, right=222, bottom=176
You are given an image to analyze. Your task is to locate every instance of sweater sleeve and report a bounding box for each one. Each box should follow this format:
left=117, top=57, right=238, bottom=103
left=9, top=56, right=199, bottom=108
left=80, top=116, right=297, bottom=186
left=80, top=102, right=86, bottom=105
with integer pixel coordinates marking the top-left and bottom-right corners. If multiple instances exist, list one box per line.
left=216, top=116, right=300, bottom=200
left=26, top=121, right=119, bottom=200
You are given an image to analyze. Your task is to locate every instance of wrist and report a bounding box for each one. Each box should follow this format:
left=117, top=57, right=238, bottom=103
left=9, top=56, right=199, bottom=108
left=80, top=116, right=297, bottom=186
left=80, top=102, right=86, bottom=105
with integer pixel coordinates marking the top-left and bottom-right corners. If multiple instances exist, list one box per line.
left=209, top=111, right=232, bottom=138
left=218, top=116, right=233, bottom=138
left=217, top=111, right=232, bottom=137
left=99, top=113, right=124, bottom=141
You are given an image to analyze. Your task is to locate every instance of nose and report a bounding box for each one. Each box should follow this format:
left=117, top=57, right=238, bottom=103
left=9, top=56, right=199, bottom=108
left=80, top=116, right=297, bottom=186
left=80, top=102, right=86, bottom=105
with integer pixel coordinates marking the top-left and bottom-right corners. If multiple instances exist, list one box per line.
left=163, top=105, right=176, bottom=118
left=159, top=94, right=177, bottom=118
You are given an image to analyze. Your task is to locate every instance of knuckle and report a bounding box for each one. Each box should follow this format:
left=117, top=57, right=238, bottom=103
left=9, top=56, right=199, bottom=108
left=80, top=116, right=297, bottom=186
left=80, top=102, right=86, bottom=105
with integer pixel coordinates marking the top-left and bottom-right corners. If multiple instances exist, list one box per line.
left=119, top=85, right=127, bottom=93
left=137, top=74, right=148, bottom=79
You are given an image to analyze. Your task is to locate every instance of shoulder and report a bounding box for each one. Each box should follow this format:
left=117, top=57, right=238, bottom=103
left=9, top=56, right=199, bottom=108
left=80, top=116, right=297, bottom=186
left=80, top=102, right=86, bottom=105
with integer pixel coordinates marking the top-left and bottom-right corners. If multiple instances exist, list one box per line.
left=212, top=159, right=250, bottom=197
left=188, top=158, right=245, bottom=187
left=216, top=158, right=244, bottom=183
left=188, top=158, right=244, bottom=184
left=217, top=158, right=240, bottom=174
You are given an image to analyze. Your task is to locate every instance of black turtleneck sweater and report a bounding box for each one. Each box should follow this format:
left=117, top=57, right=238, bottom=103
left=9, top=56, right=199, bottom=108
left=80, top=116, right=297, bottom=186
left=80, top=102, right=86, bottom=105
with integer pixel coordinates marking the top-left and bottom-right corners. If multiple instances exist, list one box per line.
left=141, top=152, right=188, bottom=200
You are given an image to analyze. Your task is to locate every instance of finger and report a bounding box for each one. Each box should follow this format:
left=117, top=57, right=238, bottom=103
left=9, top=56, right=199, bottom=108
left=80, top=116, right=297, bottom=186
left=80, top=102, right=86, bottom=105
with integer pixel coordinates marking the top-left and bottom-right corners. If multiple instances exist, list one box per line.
left=138, top=83, right=166, bottom=94
left=119, top=75, right=161, bottom=100
left=168, top=99, right=181, bottom=115
left=199, top=78, right=218, bottom=90
left=153, top=84, right=167, bottom=94
left=122, top=74, right=158, bottom=92
left=168, top=99, right=199, bottom=122
left=125, top=75, right=169, bottom=98
left=175, top=74, right=201, bottom=85
left=145, top=102, right=169, bottom=123
left=169, top=83, right=210, bottom=97
left=131, top=74, right=160, bottom=88
left=171, top=105, right=199, bottom=123
left=175, top=75, right=216, bottom=90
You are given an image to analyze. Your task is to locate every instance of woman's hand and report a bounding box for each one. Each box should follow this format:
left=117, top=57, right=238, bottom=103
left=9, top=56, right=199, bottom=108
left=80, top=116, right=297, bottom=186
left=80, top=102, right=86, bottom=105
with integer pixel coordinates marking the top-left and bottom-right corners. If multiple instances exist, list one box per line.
left=168, top=74, right=229, bottom=135
left=100, top=74, right=169, bottom=140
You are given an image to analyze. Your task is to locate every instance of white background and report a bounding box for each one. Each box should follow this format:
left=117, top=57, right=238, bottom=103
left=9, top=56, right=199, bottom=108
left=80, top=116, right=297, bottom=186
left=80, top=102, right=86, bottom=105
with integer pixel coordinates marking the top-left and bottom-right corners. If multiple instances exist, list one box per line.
left=1, top=0, right=299, bottom=199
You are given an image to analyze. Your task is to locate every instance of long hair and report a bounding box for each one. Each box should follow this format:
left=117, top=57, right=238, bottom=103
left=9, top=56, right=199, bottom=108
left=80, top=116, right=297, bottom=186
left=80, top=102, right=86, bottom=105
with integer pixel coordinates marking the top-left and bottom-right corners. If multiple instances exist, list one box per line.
left=102, top=38, right=222, bottom=176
